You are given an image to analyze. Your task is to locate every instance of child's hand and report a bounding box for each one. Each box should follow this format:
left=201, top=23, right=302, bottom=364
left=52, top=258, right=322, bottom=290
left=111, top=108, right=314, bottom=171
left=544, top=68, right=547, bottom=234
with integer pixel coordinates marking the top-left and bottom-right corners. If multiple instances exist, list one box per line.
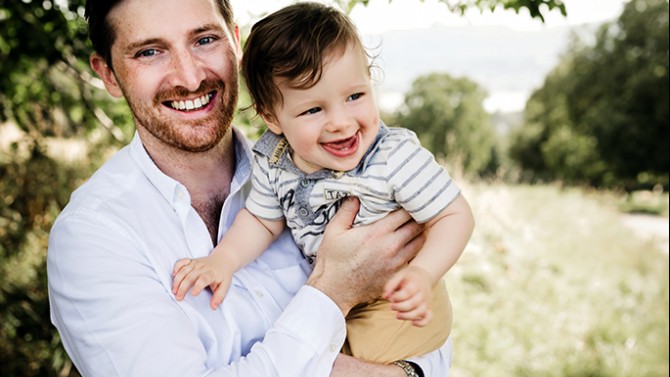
left=172, top=256, right=234, bottom=310
left=382, top=265, right=434, bottom=327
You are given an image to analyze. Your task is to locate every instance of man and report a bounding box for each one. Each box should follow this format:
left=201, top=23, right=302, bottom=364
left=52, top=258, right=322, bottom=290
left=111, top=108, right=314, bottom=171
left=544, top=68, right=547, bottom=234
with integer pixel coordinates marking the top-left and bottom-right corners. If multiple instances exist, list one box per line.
left=47, top=0, right=453, bottom=375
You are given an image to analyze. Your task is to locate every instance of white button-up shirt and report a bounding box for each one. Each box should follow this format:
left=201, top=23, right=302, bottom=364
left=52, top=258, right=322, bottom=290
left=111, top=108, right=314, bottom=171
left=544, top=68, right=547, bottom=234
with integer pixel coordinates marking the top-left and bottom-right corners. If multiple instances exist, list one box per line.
left=47, top=128, right=451, bottom=376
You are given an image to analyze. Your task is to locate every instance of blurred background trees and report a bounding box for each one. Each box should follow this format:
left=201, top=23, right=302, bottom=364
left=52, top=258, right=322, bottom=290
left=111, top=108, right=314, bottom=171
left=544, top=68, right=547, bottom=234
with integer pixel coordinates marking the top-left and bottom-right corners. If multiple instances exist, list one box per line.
left=0, top=0, right=667, bottom=375
left=508, top=0, right=669, bottom=189
left=387, top=73, right=499, bottom=177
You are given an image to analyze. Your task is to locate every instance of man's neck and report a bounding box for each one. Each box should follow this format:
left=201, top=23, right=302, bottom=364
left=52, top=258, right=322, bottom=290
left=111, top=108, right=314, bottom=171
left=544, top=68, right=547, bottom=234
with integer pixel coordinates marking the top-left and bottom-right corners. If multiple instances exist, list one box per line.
left=140, top=129, right=236, bottom=243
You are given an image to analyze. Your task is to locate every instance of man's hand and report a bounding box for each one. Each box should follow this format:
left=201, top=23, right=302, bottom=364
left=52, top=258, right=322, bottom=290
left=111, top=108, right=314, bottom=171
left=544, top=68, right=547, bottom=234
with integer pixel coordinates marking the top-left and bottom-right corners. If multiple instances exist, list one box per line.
left=308, top=197, right=425, bottom=314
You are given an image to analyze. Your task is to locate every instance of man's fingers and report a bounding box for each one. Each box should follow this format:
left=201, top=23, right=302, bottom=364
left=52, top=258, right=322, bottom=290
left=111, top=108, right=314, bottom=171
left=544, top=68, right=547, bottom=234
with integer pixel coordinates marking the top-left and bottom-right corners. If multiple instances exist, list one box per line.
left=377, top=207, right=414, bottom=232
left=329, top=197, right=360, bottom=230
left=393, top=229, right=425, bottom=267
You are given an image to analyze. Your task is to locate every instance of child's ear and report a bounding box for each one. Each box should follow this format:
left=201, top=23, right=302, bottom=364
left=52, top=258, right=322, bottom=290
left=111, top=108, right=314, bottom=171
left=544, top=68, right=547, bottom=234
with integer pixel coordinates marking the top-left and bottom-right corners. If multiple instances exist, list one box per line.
left=261, top=113, right=283, bottom=135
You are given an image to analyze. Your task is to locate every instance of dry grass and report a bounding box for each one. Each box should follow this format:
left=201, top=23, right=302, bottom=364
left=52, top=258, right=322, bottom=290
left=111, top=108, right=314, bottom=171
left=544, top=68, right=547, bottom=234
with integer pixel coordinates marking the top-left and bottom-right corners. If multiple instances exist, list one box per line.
left=446, top=183, right=669, bottom=377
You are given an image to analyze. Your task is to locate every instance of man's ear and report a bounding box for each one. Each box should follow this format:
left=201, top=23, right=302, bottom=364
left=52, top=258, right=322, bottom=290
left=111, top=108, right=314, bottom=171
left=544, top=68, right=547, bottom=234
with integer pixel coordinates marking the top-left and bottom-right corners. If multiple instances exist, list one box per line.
left=233, top=25, right=242, bottom=64
left=90, top=53, right=123, bottom=98
left=260, top=113, right=283, bottom=135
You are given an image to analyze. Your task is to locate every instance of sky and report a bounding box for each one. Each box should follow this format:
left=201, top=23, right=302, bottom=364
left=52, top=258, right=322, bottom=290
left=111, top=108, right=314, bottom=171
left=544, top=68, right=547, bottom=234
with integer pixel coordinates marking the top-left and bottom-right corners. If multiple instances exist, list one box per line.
left=230, top=0, right=628, bottom=112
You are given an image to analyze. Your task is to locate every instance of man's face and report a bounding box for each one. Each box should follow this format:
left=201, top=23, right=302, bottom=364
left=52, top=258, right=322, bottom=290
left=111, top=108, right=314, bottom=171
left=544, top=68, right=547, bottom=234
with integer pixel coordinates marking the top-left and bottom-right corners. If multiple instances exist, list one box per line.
left=102, top=0, right=239, bottom=152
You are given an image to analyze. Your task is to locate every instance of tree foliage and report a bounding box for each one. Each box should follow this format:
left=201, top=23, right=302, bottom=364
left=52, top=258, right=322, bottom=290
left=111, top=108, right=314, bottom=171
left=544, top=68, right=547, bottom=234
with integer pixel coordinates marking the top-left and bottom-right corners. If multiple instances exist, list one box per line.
left=392, top=73, right=498, bottom=176
left=0, top=0, right=132, bottom=146
left=339, top=0, right=566, bottom=21
left=509, top=0, right=669, bottom=189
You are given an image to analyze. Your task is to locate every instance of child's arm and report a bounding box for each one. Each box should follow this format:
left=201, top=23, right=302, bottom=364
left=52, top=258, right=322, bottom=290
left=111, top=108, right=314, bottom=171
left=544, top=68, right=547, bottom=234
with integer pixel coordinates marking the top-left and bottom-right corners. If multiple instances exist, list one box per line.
left=383, top=195, right=474, bottom=325
left=172, top=208, right=285, bottom=309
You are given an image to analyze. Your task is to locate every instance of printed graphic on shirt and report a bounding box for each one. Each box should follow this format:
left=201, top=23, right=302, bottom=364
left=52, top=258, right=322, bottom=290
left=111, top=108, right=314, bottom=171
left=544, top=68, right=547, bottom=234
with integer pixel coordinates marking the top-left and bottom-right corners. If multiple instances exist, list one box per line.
left=323, top=187, right=351, bottom=201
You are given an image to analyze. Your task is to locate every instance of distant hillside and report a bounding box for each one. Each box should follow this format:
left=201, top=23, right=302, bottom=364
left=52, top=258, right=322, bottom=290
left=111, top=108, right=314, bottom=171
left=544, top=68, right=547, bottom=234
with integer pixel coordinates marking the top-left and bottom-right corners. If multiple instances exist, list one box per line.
left=366, top=23, right=603, bottom=113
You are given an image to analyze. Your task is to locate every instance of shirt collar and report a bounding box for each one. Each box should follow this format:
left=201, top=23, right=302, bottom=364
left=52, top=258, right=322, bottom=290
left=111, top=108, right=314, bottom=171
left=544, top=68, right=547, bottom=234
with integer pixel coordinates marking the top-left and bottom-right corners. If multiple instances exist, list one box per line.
left=129, top=127, right=253, bottom=211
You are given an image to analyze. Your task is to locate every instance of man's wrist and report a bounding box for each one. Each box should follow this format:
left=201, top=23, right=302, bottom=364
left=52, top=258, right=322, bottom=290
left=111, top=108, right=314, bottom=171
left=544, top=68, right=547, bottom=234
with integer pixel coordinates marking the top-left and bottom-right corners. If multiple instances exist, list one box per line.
left=392, top=360, right=423, bottom=377
left=306, top=264, right=355, bottom=315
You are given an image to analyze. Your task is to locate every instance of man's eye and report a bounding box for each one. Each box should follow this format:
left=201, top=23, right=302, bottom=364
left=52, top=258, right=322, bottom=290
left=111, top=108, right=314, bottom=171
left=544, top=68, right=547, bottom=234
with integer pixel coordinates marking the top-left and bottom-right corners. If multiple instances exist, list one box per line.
left=300, top=107, right=321, bottom=116
left=197, top=36, right=215, bottom=46
left=348, top=93, right=363, bottom=101
left=137, top=49, right=157, bottom=58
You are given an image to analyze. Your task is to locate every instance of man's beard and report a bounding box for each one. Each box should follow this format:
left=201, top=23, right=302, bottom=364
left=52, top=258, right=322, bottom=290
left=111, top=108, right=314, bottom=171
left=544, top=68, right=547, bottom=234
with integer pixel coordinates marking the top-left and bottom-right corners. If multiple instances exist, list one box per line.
left=127, top=73, right=239, bottom=153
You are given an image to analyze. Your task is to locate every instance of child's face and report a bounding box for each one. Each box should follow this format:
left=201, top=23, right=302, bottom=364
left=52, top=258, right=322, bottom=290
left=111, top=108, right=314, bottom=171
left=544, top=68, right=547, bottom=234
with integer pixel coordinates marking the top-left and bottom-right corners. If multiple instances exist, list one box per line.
left=264, top=44, right=380, bottom=174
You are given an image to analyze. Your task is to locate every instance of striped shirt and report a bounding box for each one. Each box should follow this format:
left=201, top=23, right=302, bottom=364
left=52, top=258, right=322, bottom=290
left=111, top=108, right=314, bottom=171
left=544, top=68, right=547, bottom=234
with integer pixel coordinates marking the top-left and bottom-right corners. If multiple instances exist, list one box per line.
left=247, top=123, right=460, bottom=257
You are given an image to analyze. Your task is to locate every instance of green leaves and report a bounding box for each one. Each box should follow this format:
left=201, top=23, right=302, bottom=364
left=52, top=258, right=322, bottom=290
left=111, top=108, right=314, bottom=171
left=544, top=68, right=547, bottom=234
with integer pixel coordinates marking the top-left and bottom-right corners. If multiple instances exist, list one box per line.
left=509, top=0, right=669, bottom=189
left=393, top=72, right=497, bottom=177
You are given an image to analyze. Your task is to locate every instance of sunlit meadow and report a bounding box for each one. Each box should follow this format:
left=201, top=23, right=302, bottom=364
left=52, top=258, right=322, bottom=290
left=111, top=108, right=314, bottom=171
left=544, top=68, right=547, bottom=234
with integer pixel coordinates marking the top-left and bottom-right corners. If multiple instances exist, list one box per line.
left=446, top=183, right=669, bottom=377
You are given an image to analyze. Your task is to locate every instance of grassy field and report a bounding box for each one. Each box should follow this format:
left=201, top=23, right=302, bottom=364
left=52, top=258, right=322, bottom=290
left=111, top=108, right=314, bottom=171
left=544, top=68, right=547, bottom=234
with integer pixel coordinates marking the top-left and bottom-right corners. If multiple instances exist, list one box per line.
left=446, top=183, right=669, bottom=377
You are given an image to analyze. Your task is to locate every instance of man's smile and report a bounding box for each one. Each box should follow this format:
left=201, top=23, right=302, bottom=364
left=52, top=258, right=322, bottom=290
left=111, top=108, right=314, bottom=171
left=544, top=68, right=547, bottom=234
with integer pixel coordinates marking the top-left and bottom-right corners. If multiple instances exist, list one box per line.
left=167, top=92, right=214, bottom=112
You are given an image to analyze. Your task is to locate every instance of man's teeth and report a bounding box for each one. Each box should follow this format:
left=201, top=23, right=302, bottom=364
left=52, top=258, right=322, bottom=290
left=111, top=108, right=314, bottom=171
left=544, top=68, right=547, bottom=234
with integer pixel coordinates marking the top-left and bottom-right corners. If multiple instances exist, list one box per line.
left=170, top=94, right=211, bottom=111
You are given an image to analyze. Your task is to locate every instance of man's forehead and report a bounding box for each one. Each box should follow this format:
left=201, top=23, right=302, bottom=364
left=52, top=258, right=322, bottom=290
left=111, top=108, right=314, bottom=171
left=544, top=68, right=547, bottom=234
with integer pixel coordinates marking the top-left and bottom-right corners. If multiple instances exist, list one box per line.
left=109, top=0, right=226, bottom=32
left=108, top=0, right=231, bottom=45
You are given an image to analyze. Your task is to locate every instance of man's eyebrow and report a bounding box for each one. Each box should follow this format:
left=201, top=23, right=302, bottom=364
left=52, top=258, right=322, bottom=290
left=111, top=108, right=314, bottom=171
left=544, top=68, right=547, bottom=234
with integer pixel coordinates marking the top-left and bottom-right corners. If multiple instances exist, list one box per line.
left=124, top=38, right=162, bottom=54
left=122, top=24, right=226, bottom=54
left=196, top=23, right=222, bottom=33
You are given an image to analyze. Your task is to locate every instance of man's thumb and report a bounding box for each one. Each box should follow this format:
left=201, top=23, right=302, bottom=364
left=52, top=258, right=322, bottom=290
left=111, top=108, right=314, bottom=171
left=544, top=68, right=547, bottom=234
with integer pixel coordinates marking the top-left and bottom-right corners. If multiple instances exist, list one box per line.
left=331, top=197, right=360, bottom=229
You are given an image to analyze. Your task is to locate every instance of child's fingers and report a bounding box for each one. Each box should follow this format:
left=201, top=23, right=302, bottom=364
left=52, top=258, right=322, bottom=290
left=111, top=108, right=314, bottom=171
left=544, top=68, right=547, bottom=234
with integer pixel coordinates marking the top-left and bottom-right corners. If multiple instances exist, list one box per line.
left=172, top=267, right=193, bottom=298
left=390, top=292, right=423, bottom=313
left=382, top=273, right=404, bottom=299
left=173, top=271, right=196, bottom=300
left=396, top=303, right=431, bottom=324
left=387, top=278, right=421, bottom=304
left=210, top=280, right=231, bottom=310
left=189, top=275, right=211, bottom=297
left=411, top=309, right=433, bottom=327
left=172, top=258, right=193, bottom=296
left=173, top=258, right=192, bottom=276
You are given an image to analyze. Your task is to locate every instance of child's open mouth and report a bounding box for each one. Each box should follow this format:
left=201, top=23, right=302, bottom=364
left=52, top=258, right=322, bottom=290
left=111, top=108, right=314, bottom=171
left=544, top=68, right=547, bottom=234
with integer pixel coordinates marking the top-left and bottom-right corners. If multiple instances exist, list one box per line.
left=321, top=132, right=360, bottom=157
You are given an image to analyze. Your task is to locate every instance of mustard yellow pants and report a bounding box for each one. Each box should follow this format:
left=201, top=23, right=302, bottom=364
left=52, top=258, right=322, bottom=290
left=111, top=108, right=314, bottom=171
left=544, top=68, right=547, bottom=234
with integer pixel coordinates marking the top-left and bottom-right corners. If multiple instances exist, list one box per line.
left=341, top=279, right=452, bottom=363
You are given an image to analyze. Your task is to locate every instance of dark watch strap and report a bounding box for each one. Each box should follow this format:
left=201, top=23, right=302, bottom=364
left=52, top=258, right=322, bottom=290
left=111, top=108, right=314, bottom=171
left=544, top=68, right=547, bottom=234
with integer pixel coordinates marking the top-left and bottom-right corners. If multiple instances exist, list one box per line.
left=407, top=361, right=424, bottom=377
left=392, top=360, right=420, bottom=377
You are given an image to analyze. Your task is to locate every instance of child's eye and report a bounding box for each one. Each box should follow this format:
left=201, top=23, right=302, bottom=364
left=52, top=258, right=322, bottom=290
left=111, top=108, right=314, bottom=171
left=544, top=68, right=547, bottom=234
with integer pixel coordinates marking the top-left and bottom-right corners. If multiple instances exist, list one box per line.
left=347, top=93, right=363, bottom=101
left=300, top=107, right=322, bottom=116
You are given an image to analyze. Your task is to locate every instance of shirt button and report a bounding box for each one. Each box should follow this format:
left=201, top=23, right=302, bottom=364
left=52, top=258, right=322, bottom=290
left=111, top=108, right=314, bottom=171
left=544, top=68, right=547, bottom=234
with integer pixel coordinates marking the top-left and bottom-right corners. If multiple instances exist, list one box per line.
left=298, top=207, right=309, bottom=217
left=300, top=179, right=310, bottom=187
left=255, top=290, right=264, bottom=298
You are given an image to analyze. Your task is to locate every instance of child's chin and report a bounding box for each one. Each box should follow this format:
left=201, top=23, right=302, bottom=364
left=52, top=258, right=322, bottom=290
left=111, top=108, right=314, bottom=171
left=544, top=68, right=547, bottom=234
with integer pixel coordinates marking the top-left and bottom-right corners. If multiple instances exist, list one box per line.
left=331, top=163, right=356, bottom=172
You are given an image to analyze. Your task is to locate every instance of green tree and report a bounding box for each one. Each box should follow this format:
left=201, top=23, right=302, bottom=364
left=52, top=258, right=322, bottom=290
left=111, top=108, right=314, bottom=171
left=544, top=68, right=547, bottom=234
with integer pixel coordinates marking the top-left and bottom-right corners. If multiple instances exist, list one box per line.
left=509, top=0, right=669, bottom=189
left=393, top=73, right=497, bottom=176
left=567, top=0, right=669, bottom=189
left=0, top=0, right=131, bottom=144
left=508, top=54, right=608, bottom=185
left=340, top=0, right=566, bottom=21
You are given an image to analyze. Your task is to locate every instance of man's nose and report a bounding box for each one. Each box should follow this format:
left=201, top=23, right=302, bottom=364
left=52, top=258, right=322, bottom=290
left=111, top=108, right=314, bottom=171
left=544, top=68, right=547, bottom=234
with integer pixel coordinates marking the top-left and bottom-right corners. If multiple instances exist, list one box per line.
left=168, top=49, right=206, bottom=92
